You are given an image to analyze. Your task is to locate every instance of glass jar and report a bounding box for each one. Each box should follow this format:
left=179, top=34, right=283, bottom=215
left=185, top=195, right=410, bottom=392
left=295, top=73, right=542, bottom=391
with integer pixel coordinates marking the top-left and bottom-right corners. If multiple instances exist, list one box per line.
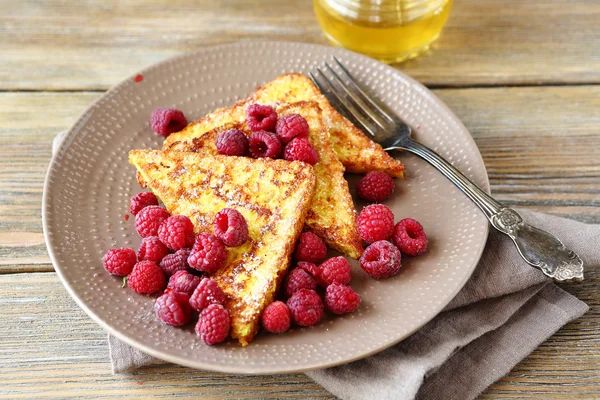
left=313, top=0, right=453, bottom=63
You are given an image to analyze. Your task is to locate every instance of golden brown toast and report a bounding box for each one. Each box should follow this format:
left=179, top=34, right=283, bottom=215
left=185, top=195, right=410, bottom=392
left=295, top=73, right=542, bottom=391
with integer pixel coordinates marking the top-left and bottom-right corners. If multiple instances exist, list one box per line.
left=164, top=101, right=363, bottom=259
left=129, top=150, right=316, bottom=345
left=163, top=73, right=404, bottom=178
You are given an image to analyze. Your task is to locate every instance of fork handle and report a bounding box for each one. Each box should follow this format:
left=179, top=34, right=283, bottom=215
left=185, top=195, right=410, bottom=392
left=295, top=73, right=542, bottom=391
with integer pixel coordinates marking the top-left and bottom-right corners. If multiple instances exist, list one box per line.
left=397, top=139, right=504, bottom=220
left=390, top=138, right=584, bottom=282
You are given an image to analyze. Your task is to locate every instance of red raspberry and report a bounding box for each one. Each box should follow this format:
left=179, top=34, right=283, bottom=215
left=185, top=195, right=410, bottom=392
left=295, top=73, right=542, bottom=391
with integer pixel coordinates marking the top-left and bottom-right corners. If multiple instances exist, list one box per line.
left=286, top=289, right=323, bottom=327
left=249, top=131, right=283, bottom=159
left=283, top=138, right=319, bottom=165
left=150, top=107, right=188, bottom=137
left=158, top=215, right=195, bottom=250
left=167, top=270, right=201, bottom=297
left=128, top=261, right=166, bottom=295
left=246, top=104, right=277, bottom=132
left=318, top=256, right=351, bottom=287
left=196, top=304, right=230, bottom=345
left=159, top=248, right=192, bottom=277
left=154, top=291, right=193, bottom=326
left=297, top=261, right=319, bottom=279
left=103, top=248, right=137, bottom=277
left=275, top=113, right=309, bottom=143
left=262, top=301, right=291, bottom=333
left=129, top=192, right=158, bottom=216
left=138, top=236, right=169, bottom=263
left=295, top=232, right=327, bottom=264
left=283, top=268, right=317, bottom=298
left=393, top=218, right=428, bottom=256
left=359, top=240, right=402, bottom=279
left=135, top=206, right=170, bottom=238
left=356, top=171, right=395, bottom=202
left=215, top=128, right=249, bottom=156
left=188, top=233, right=227, bottom=273
left=214, top=208, right=249, bottom=247
left=325, top=282, right=361, bottom=314
left=189, top=277, right=226, bottom=312
left=357, top=204, right=395, bottom=243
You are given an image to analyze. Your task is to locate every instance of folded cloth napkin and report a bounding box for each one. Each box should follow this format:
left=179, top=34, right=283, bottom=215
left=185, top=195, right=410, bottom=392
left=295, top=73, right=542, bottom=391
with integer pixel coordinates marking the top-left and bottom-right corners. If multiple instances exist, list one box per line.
left=53, top=132, right=592, bottom=399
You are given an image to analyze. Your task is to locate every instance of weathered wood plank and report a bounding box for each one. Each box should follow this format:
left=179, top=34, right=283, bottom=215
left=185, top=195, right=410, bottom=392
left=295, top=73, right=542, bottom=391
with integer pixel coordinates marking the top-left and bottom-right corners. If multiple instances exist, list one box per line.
left=1, top=0, right=600, bottom=90
left=0, top=272, right=597, bottom=398
left=2, top=86, right=600, bottom=272
left=0, top=92, right=99, bottom=272
left=434, top=86, right=600, bottom=223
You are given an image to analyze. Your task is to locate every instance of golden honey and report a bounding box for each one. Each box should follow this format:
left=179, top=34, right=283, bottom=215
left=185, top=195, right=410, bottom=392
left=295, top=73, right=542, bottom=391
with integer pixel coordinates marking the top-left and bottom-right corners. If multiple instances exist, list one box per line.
left=313, top=0, right=453, bottom=63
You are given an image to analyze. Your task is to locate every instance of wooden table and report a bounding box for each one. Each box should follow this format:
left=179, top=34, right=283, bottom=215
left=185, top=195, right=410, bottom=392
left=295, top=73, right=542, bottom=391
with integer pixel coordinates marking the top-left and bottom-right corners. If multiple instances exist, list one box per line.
left=2, top=0, right=599, bottom=398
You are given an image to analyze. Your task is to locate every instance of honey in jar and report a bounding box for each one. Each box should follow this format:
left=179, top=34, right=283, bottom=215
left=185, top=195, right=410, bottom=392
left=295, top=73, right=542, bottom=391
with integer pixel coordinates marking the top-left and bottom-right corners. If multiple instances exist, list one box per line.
left=313, top=0, right=453, bottom=63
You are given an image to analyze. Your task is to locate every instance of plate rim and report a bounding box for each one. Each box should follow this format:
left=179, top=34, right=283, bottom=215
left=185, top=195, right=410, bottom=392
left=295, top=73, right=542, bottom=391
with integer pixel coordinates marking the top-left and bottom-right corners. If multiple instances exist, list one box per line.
left=43, top=40, right=490, bottom=374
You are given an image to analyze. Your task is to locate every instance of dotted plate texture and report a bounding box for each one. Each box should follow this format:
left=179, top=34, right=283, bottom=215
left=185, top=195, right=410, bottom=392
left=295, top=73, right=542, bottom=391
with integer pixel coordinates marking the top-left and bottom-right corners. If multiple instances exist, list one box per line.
left=43, top=41, right=489, bottom=374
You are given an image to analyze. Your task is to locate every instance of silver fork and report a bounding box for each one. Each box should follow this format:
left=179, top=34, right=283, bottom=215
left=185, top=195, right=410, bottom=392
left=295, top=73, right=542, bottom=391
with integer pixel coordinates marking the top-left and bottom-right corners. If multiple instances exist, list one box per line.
left=310, top=57, right=583, bottom=282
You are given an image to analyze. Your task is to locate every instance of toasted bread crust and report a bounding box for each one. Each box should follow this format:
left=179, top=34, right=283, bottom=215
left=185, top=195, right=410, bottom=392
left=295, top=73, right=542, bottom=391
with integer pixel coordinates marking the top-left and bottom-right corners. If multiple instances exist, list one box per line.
left=165, top=101, right=363, bottom=259
left=129, top=150, right=316, bottom=345
left=164, top=74, right=404, bottom=178
left=249, top=74, right=404, bottom=178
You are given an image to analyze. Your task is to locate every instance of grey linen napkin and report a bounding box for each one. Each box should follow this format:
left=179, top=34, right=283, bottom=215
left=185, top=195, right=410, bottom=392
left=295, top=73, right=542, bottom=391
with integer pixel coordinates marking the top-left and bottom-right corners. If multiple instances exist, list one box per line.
left=54, top=132, right=591, bottom=399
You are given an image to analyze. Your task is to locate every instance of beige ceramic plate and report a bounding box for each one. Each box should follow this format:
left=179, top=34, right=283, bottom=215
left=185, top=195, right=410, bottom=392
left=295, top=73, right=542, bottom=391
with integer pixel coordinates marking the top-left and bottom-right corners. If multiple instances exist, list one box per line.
left=43, top=41, right=489, bottom=374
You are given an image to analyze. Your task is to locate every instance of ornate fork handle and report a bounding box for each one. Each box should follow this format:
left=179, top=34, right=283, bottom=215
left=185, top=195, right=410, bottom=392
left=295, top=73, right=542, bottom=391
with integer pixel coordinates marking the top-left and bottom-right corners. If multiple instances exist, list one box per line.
left=392, top=139, right=584, bottom=282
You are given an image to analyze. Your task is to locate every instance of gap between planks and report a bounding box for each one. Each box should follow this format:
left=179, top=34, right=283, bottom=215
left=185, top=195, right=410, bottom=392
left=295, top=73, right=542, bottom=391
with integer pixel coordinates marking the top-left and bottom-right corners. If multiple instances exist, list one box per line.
left=3, top=82, right=600, bottom=93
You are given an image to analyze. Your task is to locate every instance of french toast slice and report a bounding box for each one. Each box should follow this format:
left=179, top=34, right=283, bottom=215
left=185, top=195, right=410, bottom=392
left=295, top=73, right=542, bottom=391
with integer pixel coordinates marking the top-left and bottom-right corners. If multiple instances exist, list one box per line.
left=129, top=150, right=316, bottom=346
left=165, top=101, right=363, bottom=259
left=163, top=73, right=405, bottom=178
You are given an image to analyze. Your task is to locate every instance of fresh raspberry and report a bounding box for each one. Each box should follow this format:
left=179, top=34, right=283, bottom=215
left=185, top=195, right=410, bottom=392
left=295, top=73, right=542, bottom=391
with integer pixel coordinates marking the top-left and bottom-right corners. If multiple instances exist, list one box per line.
left=187, top=233, right=227, bottom=273
left=262, top=301, right=291, bottom=333
left=393, top=218, right=428, bottom=256
left=138, top=236, right=170, bottom=263
left=359, top=240, right=402, bottom=279
left=215, top=128, right=249, bottom=156
left=246, top=104, right=277, bottom=132
left=189, top=277, right=227, bottom=312
left=249, top=131, right=283, bottom=159
left=135, top=206, right=170, bottom=238
left=318, top=256, right=351, bottom=287
left=166, top=270, right=201, bottom=297
left=297, top=261, right=319, bottom=279
left=357, top=204, right=395, bottom=243
left=128, top=261, right=166, bottom=295
left=286, top=289, right=323, bottom=327
left=103, top=248, right=137, bottom=276
left=283, top=268, right=317, bottom=298
left=154, top=291, right=193, bottom=326
left=214, top=208, right=249, bottom=247
left=275, top=113, right=309, bottom=143
left=295, top=232, right=327, bottom=264
left=129, top=192, right=159, bottom=216
left=283, top=138, right=319, bottom=165
left=325, top=282, right=361, bottom=314
left=159, top=248, right=192, bottom=276
left=196, top=304, right=230, bottom=345
left=150, top=107, right=188, bottom=137
left=356, top=171, right=395, bottom=202
left=158, top=215, right=195, bottom=250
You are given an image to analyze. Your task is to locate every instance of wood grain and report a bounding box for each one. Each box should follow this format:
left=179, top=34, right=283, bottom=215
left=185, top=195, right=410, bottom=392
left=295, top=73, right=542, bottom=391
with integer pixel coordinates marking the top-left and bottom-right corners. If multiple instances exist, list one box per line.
left=0, top=272, right=597, bottom=399
left=0, top=92, right=99, bottom=273
left=2, top=0, right=600, bottom=90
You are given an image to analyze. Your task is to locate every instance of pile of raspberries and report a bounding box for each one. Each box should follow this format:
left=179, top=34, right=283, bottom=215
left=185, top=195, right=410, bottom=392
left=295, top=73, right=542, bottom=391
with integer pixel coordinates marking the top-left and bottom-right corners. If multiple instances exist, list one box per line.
left=101, top=107, right=428, bottom=345
left=215, top=104, right=319, bottom=165
left=103, top=192, right=249, bottom=345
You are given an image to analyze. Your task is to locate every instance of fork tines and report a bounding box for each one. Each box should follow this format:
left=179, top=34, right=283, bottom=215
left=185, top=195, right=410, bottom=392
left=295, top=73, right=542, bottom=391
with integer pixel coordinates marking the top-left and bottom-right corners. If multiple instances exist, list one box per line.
left=309, top=57, right=403, bottom=140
